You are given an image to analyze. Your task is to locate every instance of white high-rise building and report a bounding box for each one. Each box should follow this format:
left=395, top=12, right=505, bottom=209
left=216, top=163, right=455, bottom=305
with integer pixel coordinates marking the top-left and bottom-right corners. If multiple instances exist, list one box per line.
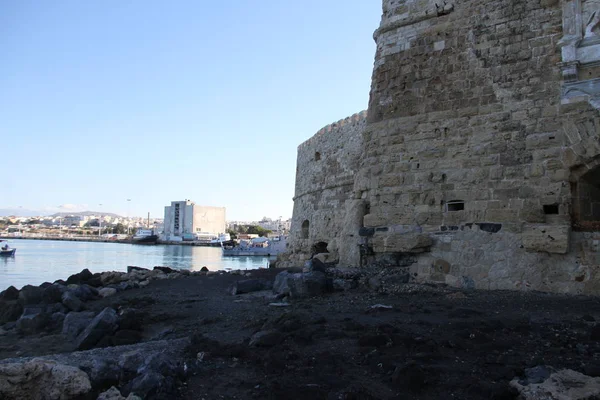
left=163, top=200, right=226, bottom=241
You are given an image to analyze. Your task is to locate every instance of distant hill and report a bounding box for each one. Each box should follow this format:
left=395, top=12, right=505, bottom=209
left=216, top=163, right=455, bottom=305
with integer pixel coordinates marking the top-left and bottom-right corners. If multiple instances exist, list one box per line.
left=0, top=209, right=42, bottom=217
left=50, top=211, right=123, bottom=218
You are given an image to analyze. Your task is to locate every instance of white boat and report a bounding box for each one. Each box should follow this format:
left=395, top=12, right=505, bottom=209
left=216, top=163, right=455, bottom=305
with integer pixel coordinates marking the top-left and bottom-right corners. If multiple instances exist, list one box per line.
left=222, top=236, right=287, bottom=256
left=209, top=233, right=231, bottom=246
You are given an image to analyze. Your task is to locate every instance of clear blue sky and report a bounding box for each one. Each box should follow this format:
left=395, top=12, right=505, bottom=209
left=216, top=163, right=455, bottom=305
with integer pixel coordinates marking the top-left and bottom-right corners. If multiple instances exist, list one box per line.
left=1, top=1, right=380, bottom=221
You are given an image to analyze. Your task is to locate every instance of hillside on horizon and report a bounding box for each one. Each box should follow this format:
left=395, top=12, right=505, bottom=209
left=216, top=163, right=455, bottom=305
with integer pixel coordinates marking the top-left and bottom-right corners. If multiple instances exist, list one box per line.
left=50, top=211, right=123, bottom=218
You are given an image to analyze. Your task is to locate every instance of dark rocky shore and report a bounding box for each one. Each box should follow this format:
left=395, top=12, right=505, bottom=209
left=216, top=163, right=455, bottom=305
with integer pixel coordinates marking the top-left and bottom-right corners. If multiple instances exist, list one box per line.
left=2, top=263, right=600, bottom=399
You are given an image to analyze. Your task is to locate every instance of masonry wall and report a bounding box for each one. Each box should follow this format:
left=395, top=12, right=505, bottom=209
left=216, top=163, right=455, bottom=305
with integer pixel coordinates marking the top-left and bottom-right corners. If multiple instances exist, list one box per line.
left=353, top=0, right=600, bottom=294
left=283, top=112, right=367, bottom=267
left=285, top=0, right=600, bottom=294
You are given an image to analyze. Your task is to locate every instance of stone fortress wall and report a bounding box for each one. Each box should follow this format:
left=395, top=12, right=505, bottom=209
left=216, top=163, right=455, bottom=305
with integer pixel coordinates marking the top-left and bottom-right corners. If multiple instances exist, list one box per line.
left=285, top=111, right=367, bottom=268
left=282, top=0, right=600, bottom=295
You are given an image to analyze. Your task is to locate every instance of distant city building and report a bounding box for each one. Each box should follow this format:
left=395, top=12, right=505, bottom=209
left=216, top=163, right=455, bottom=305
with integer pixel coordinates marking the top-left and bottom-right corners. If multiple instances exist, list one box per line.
left=61, top=215, right=86, bottom=227
left=163, top=200, right=226, bottom=241
left=227, top=217, right=291, bottom=234
left=258, top=217, right=291, bottom=233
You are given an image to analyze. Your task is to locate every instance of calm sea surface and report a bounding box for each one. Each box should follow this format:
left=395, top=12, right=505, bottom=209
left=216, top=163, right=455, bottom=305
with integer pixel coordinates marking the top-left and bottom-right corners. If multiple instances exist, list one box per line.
left=0, top=239, right=272, bottom=290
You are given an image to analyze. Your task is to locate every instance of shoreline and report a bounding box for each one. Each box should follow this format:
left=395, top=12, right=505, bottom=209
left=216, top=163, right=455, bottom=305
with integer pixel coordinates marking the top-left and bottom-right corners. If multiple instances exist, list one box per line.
left=0, top=235, right=225, bottom=247
left=2, top=265, right=600, bottom=399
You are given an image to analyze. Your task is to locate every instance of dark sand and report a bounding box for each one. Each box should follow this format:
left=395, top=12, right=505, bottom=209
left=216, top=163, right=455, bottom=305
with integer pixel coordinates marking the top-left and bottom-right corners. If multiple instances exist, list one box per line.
left=2, top=268, right=600, bottom=399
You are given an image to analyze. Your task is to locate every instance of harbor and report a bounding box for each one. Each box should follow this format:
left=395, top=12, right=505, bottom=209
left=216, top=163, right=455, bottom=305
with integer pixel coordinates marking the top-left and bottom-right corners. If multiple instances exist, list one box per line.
left=0, top=239, right=273, bottom=290
left=0, top=235, right=229, bottom=246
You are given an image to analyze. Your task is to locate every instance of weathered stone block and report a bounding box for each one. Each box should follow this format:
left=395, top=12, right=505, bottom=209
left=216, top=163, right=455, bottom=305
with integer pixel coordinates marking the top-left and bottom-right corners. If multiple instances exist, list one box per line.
left=0, top=359, right=91, bottom=400
left=363, top=213, right=386, bottom=227
left=485, top=209, right=519, bottom=222
left=522, top=225, right=570, bottom=254
left=75, top=307, right=119, bottom=350
left=371, top=233, right=432, bottom=253
left=433, top=259, right=451, bottom=274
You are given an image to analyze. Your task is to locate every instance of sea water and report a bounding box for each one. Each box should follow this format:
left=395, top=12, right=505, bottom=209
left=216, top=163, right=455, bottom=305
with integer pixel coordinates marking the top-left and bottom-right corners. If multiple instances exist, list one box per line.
left=0, top=239, right=272, bottom=290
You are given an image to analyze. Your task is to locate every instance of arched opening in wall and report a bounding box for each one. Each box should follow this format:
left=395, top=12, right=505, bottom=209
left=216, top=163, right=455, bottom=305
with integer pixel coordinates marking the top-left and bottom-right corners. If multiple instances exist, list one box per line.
left=572, top=166, right=600, bottom=231
left=301, top=220, right=310, bottom=239
left=312, top=242, right=328, bottom=254
left=315, top=152, right=321, bottom=161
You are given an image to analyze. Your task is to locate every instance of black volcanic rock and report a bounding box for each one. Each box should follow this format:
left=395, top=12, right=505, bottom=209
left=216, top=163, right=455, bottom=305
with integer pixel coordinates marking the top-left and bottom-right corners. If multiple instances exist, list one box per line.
left=66, top=268, right=94, bottom=285
left=0, top=286, right=19, bottom=301
left=18, top=285, right=44, bottom=305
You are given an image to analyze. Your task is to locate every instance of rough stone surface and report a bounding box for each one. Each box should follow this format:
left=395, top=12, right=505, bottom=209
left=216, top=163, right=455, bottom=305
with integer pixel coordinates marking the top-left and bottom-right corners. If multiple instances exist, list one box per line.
left=0, top=338, right=188, bottom=397
left=0, top=301, right=23, bottom=324
left=312, top=253, right=336, bottom=265
left=66, top=268, right=94, bottom=285
left=153, top=266, right=175, bottom=274
left=100, top=271, right=124, bottom=285
left=279, top=0, right=600, bottom=295
left=371, top=233, right=433, bottom=253
left=62, top=292, right=85, bottom=312
left=16, top=306, right=50, bottom=335
left=18, top=285, right=44, bottom=305
left=273, top=270, right=329, bottom=297
left=522, top=225, right=571, bottom=254
left=69, top=284, right=98, bottom=301
left=332, top=278, right=356, bottom=291
left=278, top=111, right=368, bottom=269
left=62, top=311, right=96, bottom=340
left=511, top=368, right=600, bottom=399
left=0, top=359, right=91, bottom=400
left=75, top=307, right=119, bottom=350
left=42, top=284, right=66, bottom=304
left=288, top=271, right=328, bottom=298
left=98, top=287, right=118, bottom=298
left=273, top=271, right=293, bottom=296
left=0, top=286, right=19, bottom=301
left=229, top=279, right=273, bottom=295
left=126, top=371, right=165, bottom=398
left=97, top=386, right=125, bottom=400
left=303, top=259, right=328, bottom=273
left=249, top=330, right=283, bottom=347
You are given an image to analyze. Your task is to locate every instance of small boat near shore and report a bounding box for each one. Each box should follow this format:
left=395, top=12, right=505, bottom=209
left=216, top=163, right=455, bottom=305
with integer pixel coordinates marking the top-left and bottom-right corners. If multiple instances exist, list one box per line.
left=0, top=248, right=16, bottom=256
left=0, top=240, right=16, bottom=256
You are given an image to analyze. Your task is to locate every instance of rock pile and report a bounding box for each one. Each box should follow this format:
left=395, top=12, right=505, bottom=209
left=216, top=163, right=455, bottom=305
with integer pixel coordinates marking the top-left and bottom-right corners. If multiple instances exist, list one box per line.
left=0, top=338, right=189, bottom=400
left=0, top=266, right=205, bottom=354
left=0, top=359, right=91, bottom=400
left=510, top=366, right=600, bottom=400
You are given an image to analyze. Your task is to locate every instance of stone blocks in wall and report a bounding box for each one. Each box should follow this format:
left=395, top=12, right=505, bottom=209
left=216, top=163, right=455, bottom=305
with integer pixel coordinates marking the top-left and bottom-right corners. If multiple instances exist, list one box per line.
left=286, top=0, right=600, bottom=294
left=363, top=213, right=387, bottom=228
left=371, top=233, right=432, bottom=253
left=522, top=225, right=570, bottom=254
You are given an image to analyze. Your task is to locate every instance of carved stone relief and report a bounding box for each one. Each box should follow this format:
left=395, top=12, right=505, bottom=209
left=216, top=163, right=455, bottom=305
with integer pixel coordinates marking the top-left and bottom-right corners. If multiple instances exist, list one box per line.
left=559, top=0, right=600, bottom=108
left=583, top=0, right=600, bottom=38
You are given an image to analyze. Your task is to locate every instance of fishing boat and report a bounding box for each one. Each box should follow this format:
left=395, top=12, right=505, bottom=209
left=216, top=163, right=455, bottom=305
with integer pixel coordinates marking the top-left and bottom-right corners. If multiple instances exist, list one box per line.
left=131, top=212, right=159, bottom=245
left=0, top=240, right=16, bottom=256
left=131, top=228, right=159, bottom=245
